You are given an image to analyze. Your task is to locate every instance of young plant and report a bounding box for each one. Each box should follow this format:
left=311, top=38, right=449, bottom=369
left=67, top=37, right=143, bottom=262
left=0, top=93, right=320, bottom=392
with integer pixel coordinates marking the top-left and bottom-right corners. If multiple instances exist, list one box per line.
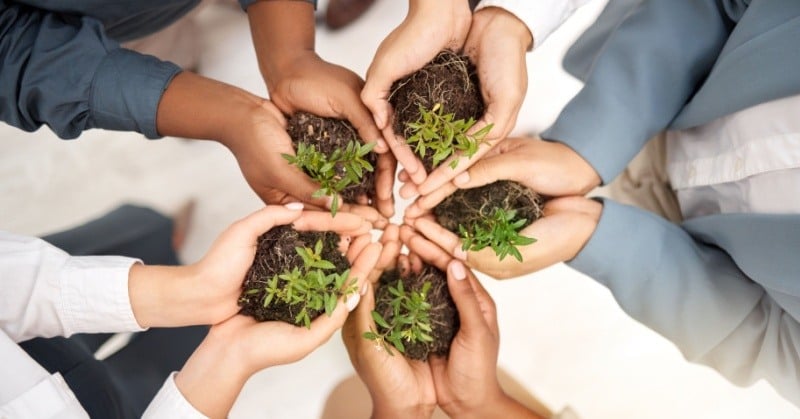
left=363, top=279, right=434, bottom=356
left=283, top=140, right=376, bottom=216
left=242, top=239, right=356, bottom=328
left=405, top=103, right=493, bottom=169
left=459, top=207, right=536, bottom=262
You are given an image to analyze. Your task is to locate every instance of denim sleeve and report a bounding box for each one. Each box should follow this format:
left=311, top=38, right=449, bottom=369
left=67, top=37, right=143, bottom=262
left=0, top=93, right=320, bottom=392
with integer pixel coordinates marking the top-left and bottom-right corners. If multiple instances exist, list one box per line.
left=238, top=0, right=316, bottom=11
left=0, top=3, right=181, bottom=139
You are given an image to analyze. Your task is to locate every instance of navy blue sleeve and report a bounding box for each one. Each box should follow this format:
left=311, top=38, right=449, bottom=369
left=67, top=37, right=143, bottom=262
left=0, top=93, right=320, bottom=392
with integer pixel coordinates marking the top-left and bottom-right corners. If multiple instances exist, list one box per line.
left=0, top=2, right=181, bottom=139
left=238, top=0, right=316, bottom=11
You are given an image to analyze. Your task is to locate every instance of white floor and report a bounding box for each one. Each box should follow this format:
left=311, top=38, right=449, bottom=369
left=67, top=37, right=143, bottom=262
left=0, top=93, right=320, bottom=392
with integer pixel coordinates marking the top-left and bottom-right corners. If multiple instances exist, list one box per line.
left=2, top=1, right=799, bottom=418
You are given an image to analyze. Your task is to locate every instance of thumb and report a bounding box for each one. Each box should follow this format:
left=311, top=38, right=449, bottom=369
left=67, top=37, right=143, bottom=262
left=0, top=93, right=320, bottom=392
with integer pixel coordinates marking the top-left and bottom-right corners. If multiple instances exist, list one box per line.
left=230, top=203, right=305, bottom=242
left=452, top=153, right=522, bottom=190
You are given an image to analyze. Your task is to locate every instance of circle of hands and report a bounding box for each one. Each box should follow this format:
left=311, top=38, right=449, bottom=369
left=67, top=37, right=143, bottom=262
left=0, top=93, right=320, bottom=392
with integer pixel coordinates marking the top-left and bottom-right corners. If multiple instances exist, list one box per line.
left=193, top=4, right=605, bottom=417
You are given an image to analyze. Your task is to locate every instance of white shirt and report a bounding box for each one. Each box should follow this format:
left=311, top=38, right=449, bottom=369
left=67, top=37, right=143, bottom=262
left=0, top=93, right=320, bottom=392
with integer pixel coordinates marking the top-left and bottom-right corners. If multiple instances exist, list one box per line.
left=667, top=94, right=800, bottom=218
left=0, top=231, right=206, bottom=419
left=476, top=0, right=592, bottom=49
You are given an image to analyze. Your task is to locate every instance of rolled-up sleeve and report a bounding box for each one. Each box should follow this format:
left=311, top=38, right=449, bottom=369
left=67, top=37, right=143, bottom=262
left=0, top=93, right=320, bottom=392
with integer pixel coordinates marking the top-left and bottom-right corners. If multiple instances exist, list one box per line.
left=475, top=0, right=591, bottom=49
left=0, top=3, right=181, bottom=139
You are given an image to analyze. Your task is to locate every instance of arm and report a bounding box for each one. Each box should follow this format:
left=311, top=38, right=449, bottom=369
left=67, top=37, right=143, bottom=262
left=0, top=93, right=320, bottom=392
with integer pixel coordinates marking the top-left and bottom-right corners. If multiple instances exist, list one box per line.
left=0, top=3, right=180, bottom=139
left=569, top=200, right=800, bottom=406
left=542, top=0, right=734, bottom=185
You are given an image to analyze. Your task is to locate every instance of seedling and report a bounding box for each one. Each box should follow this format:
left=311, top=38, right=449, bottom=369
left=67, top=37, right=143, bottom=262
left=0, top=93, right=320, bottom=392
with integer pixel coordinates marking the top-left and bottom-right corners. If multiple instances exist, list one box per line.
left=242, top=239, right=356, bottom=328
left=405, top=103, right=493, bottom=169
left=459, top=208, right=537, bottom=262
left=283, top=140, right=376, bottom=216
left=363, top=279, right=434, bottom=356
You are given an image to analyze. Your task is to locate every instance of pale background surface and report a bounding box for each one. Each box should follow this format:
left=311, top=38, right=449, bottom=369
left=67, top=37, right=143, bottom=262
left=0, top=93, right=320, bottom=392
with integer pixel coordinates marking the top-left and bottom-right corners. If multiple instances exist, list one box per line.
left=1, top=1, right=798, bottom=418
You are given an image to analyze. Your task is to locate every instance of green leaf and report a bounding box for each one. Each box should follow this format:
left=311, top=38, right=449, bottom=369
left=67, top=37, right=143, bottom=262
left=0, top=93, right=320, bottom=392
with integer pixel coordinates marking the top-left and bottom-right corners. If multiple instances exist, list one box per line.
left=371, top=311, right=390, bottom=329
left=363, top=331, right=379, bottom=340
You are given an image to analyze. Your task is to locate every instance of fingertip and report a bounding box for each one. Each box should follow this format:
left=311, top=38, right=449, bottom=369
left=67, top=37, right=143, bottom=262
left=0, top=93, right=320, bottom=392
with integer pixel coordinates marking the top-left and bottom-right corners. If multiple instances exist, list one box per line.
left=454, top=172, right=470, bottom=186
left=454, top=246, right=468, bottom=261
left=284, top=202, right=304, bottom=211
left=448, top=260, right=467, bottom=281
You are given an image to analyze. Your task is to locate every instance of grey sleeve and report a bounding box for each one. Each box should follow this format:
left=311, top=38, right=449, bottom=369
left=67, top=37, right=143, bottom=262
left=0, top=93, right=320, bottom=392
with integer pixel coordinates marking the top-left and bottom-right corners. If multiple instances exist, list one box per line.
left=568, top=200, right=800, bottom=406
left=541, top=0, right=733, bottom=184
left=238, top=0, right=317, bottom=11
left=0, top=3, right=181, bottom=139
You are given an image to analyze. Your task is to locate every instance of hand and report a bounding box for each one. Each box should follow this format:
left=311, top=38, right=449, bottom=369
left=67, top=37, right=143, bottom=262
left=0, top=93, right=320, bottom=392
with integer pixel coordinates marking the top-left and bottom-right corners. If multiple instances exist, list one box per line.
left=362, top=0, right=472, bottom=185
left=407, top=197, right=602, bottom=279
left=405, top=136, right=601, bottom=218
left=130, top=204, right=381, bottom=328
left=401, top=229, right=547, bottom=418
left=341, top=245, right=437, bottom=417
left=176, top=303, right=357, bottom=418
left=407, top=7, right=534, bottom=197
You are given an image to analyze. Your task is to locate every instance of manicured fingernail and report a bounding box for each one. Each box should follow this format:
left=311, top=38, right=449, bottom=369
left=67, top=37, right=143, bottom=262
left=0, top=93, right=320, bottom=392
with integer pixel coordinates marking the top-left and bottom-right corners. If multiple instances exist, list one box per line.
left=450, top=261, right=467, bottom=281
left=285, top=202, right=304, bottom=211
left=346, top=293, right=361, bottom=311
left=360, top=282, right=369, bottom=296
left=454, top=172, right=470, bottom=185
left=454, top=246, right=467, bottom=261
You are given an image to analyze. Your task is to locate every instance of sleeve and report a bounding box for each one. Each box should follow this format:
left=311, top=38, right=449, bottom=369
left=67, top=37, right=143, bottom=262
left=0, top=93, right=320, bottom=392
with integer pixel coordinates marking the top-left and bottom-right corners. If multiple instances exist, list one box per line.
left=567, top=200, right=800, bottom=406
left=142, top=373, right=207, bottom=419
left=0, top=3, right=181, bottom=139
left=0, top=331, right=88, bottom=418
left=541, top=0, right=734, bottom=184
left=0, top=231, right=144, bottom=343
left=474, top=0, right=591, bottom=49
left=238, top=0, right=316, bottom=11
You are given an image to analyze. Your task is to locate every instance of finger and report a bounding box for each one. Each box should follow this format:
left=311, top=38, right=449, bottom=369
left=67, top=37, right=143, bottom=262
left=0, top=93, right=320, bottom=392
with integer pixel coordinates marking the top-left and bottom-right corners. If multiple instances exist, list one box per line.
left=383, top=127, right=427, bottom=185
left=347, top=242, right=383, bottom=298
left=399, top=181, right=420, bottom=199
left=409, top=218, right=464, bottom=263
left=346, top=233, right=373, bottom=262
left=446, top=260, right=491, bottom=335
left=543, top=196, right=602, bottom=219
left=405, top=182, right=458, bottom=217
left=397, top=254, right=411, bottom=276
left=376, top=224, right=401, bottom=271
left=341, top=281, right=377, bottom=363
left=462, top=267, right=498, bottom=336
left=409, top=251, right=423, bottom=274
left=337, top=203, right=388, bottom=229
left=294, top=291, right=353, bottom=352
left=291, top=211, right=372, bottom=236
left=398, top=169, right=411, bottom=183
left=340, top=94, right=388, bottom=153
left=362, top=64, right=394, bottom=130
left=375, top=153, right=397, bottom=218
left=399, top=224, right=453, bottom=272
left=417, top=138, right=498, bottom=196
left=228, top=203, right=305, bottom=242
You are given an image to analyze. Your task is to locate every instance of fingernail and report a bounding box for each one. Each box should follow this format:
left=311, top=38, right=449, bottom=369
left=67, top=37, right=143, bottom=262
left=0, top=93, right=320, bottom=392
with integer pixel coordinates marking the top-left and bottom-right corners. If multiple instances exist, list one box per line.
left=360, top=282, right=369, bottom=296
left=454, top=246, right=468, bottom=261
left=373, top=113, right=385, bottom=129
left=374, top=139, right=387, bottom=153
left=450, top=261, right=467, bottom=281
left=285, top=202, right=304, bottom=211
left=454, top=172, right=470, bottom=185
left=346, top=293, right=361, bottom=312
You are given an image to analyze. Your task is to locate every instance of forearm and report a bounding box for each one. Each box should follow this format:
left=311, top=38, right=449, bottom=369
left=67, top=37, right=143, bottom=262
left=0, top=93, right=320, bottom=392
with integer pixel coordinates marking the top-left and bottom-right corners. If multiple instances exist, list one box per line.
left=245, top=1, right=316, bottom=90
left=441, top=390, right=544, bottom=419
left=155, top=71, right=265, bottom=144
left=542, top=0, right=732, bottom=184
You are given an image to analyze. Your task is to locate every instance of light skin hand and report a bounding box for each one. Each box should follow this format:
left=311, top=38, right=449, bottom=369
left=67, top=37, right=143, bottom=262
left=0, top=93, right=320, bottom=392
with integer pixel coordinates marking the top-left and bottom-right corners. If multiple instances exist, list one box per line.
left=362, top=0, right=472, bottom=185
left=129, top=205, right=380, bottom=329
left=409, top=197, right=602, bottom=279
left=410, top=6, right=534, bottom=197
left=405, top=136, right=601, bottom=218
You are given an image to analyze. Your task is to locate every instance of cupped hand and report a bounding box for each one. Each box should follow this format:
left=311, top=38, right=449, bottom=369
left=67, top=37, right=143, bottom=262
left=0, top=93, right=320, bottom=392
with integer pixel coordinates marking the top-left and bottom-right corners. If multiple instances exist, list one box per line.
left=409, top=7, right=534, bottom=197
left=362, top=0, right=472, bottom=185
left=192, top=205, right=380, bottom=324
left=408, top=197, right=602, bottom=279
left=405, top=136, right=601, bottom=218
left=341, top=257, right=437, bottom=418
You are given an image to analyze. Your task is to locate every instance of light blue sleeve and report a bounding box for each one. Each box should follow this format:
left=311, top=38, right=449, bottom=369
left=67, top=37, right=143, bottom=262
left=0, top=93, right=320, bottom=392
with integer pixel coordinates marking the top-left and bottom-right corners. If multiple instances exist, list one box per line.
left=0, top=3, right=181, bottom=139
left=541, top=0, right=733, bottom=184
left=568, top=200, right=800, bottom=406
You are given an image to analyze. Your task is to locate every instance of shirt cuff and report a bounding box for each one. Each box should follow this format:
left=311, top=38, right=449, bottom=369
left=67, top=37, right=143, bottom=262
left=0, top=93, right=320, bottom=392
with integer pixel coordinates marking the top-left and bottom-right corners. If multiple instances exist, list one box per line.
left=475, top=0, right=588, bottom=49
left=0, top=373, right=86, bottom=419
left=90, top=49, right=182, bottom=139
left=143, top=372, right=208, bottom=419
left=60, top=256, right=145, bottom=335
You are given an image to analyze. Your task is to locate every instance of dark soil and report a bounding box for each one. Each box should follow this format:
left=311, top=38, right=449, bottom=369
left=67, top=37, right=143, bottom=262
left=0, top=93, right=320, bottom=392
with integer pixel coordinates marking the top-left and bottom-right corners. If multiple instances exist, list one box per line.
left=434, top=180, right=544, bottom=236
left=374, top=265, right=459, bottom=361
left=238, top=225, right=350, bottom=324
left=389, top=50, right=484, bottom=172
left=287, top=112, right=377, bottom=203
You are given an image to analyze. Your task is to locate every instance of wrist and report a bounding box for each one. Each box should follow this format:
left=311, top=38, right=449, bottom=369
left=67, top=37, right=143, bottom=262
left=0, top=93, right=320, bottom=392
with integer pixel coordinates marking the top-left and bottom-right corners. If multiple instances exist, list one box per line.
left=372, top=401, right=435, bottom=419
left=473, top=6, right=533, bottom=51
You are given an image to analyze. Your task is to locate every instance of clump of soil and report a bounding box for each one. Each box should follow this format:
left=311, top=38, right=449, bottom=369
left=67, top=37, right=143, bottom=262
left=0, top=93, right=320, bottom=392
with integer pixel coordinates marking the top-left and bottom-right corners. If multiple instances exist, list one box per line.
left=434, top=180, right=544, bottom=236
left=389, top=50, right=484, bottom=172
left=238, top=225, right=350, bottom=324
left=374, top=265, right=459, bottom=361
left=287, top=112, right=377, bottom=203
